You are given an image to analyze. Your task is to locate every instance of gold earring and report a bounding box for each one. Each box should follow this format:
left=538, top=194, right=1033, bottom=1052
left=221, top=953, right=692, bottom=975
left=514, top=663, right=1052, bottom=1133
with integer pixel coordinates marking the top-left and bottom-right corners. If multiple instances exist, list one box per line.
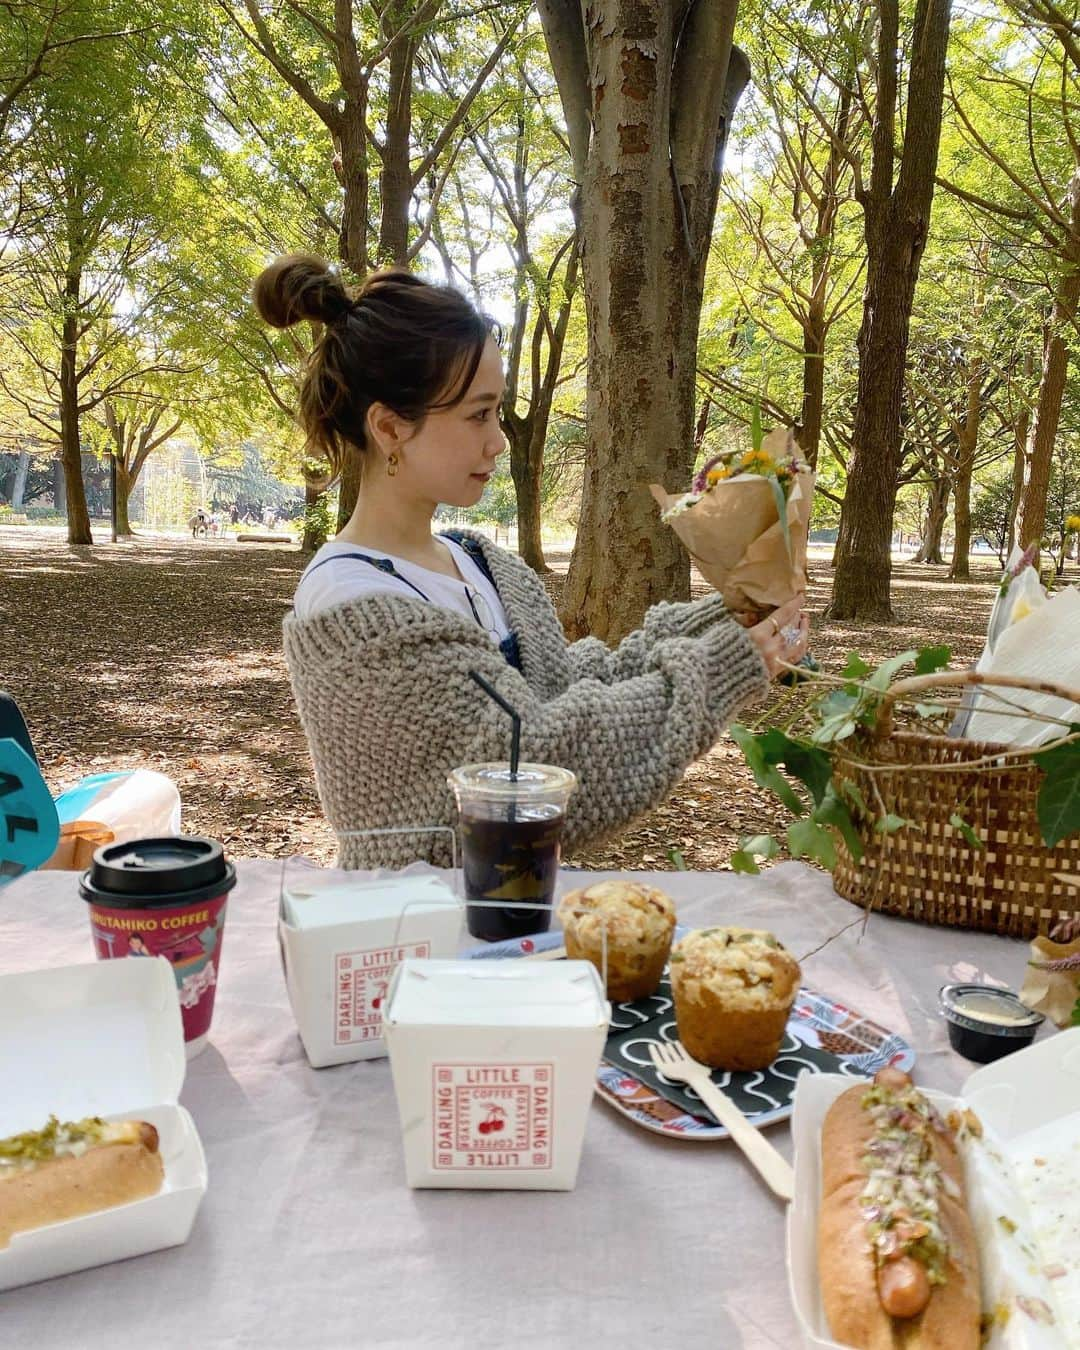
left=387, top=453, right=398, bottom=477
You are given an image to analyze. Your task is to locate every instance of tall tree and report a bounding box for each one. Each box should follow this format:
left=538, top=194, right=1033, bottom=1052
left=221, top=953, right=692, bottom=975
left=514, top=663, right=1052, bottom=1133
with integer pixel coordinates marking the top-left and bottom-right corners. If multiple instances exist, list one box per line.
left=939, top=16, right=1080, bottom=565
left=98, top=388, right=183, bottom=537
left=827, top=0, right=953, bottom=619
left=537, top=0, right=750, bottom=640
left=0, top=15, right=188, bottom=544
left=427, top=30, right=581, bottom=571
left=0, top=1, right=138, bottom=175
left=218, top=1, right=524, bottom=274
left=713, top=0, right=867, bottom=467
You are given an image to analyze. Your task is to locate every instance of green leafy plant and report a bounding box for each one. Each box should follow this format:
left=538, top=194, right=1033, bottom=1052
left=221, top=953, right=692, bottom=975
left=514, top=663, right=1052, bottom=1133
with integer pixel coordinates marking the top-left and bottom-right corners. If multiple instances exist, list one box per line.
left=297, top=495, right=334, bottom=552
left=728, top=646, right=1080, bottom=873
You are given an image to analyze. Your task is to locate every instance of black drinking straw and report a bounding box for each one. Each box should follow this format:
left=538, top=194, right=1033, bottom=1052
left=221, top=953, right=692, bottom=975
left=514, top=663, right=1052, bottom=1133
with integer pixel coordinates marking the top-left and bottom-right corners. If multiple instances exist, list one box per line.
left=469, top=670, right=521, bottom=778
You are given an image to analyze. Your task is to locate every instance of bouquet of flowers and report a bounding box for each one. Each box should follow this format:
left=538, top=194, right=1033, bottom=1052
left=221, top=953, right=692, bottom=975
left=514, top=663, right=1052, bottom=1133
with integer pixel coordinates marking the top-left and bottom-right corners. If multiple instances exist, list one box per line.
left=649, top=426, right=815, bottom=619
left=1021, top=900, right=1080, bottom=1028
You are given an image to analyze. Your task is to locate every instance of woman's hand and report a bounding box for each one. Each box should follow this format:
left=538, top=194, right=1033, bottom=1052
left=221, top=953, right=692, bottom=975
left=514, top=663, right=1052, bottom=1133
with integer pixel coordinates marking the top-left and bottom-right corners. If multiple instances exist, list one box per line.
left=742, top=593, right=810, bottom=680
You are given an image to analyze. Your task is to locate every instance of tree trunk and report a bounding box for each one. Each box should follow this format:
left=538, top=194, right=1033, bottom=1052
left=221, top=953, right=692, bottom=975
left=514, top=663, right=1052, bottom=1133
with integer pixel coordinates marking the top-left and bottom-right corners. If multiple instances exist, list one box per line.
left=948, top=355, right=983, bottom=579
left=800, top=312, right=826, bottom=470
left=11, top=450, right=29, bottom=508
left=797, top=78, right=854, bottom=470
left=377, top=3, right=417, bottom=266
left=114, top=458, right=132, bottom=537
left=508, top=233, right=582, bottom=575
left=302, top=464, right=331, bottom=553
left=1007, top=396, right=1030, bottom=559
left=828, top=0, right=952, bottom=620
left=507, top=414, right=547, bottom=573
left=828, top=225, right=924, bottom=616
left=336, top=65, right=369, bottom=275
left=337, top=454, right=362, bottom=533
left=913, top=473, right=949, bottom=563
left=538, top=0, right=747, bottom=641
left=693, top=394, right=712, bottom=457
left=1016, top=184, right=1080, bottom=557
left=59, top=278, right=92, bottom=545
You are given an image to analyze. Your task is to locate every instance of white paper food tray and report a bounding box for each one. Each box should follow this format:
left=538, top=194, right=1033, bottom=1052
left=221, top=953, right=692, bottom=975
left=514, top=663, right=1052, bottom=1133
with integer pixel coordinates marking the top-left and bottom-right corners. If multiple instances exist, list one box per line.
left=0, top=956, right=207, bottom=1290
left=787, top=1028, right=1080, bottom=1350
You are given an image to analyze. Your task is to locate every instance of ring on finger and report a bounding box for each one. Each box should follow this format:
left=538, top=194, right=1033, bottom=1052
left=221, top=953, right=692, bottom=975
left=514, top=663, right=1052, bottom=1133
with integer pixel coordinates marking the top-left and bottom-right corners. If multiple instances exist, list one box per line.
left=769, top=616, right=780, bottom=635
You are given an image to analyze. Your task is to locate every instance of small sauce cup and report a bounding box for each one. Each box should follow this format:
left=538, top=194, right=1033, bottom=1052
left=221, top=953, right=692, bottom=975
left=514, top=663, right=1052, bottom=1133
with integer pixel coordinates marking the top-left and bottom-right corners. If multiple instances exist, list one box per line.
left=939, top=982, right=1044, bottom=1063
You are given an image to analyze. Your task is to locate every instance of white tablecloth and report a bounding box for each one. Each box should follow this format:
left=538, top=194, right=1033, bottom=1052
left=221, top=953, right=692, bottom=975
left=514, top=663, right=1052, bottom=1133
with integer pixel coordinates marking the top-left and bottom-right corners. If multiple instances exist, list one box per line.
left=0, top=862, right=1035, bottom=1349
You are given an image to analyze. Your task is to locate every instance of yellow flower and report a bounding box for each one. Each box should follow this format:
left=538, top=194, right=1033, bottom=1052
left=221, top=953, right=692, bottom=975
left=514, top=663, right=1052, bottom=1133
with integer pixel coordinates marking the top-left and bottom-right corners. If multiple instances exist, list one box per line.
left=740, top=449, right=775, bottom=471
left=706, top=466, right=731, bottom=484
left=1066, top=514, right=1080, bottom=533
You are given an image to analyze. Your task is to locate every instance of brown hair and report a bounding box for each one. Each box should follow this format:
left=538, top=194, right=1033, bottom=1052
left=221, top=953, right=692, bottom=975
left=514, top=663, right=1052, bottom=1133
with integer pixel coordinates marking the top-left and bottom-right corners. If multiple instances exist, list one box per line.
left=252, top=254, right=498, bottom=473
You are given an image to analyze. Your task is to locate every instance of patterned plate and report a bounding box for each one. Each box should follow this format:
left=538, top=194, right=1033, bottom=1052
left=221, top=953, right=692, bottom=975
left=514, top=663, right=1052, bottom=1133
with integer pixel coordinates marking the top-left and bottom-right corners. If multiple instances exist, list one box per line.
left=464, top=927, right=915, bottom=1140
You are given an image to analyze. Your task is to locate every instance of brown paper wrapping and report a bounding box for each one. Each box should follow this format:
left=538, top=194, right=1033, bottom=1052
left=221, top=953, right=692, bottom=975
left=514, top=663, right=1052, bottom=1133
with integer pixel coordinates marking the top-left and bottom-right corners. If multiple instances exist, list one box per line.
left=41, top=820, right=115, bottom=871
left=1020, top=935, right=1080, bottom=1028
left=649, top=428, right=815, bottom=616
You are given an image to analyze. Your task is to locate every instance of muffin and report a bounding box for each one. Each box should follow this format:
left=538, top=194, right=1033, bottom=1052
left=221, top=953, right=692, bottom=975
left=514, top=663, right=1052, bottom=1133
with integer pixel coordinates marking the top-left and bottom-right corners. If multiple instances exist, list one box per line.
left=558, top=880, right=676, bottom=1002
left=669, top=927, right=801, bottom=1070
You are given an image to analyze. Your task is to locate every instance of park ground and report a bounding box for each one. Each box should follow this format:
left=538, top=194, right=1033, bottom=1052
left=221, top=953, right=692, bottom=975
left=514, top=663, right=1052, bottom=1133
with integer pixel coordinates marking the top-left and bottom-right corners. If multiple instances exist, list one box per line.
left=4, top=525, right=1071, bottom=871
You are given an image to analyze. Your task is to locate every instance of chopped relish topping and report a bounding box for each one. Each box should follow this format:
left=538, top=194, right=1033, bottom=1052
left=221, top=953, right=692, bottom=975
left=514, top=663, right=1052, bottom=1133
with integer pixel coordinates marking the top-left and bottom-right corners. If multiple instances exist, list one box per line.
left=859, top=1083, right=952, bottom=1285
left=0, top=1115, right=107, bottom=1168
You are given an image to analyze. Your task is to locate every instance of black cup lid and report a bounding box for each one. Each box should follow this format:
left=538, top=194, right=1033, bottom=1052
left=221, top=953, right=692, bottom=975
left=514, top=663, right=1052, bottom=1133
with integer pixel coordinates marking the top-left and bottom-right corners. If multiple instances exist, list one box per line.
left=80, top=835, right=236, bottom=908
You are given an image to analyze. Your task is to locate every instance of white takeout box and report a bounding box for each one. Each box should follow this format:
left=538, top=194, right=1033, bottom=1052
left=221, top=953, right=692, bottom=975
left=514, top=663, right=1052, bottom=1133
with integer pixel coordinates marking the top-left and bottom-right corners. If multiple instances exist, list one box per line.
left=787, top=1027, right=1080, bottom=1349
left=0, top=956, right=207, bottom=1291
left=278, top=874, right=463, bottom=1068
left=383, top=957, right=609, bottom=1190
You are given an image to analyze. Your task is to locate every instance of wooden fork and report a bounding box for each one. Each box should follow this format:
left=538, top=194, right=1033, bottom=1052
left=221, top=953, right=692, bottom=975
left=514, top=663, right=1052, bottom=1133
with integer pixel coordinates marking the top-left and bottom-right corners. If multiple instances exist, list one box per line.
left=648, top=1041, right=794, bottom=1201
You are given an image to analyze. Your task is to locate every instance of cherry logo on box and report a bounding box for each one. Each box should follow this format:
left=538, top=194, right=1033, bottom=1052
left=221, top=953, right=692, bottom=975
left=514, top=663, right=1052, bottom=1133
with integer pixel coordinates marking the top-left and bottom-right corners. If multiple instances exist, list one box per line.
left=477, top=1105, right=507, bottom=1135
left=370, top=980, right=389, bottom=1011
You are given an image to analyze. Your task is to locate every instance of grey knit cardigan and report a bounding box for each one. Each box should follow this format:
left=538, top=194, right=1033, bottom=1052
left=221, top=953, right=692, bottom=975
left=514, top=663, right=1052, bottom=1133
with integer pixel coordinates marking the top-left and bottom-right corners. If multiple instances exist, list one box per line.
left=282, top=530, right=768, bottom=869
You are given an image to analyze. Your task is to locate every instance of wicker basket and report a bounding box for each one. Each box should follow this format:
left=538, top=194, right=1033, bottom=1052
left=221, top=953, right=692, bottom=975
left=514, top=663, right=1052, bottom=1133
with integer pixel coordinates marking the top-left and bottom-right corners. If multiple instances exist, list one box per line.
left=830, top=673, right=1080, bottom=939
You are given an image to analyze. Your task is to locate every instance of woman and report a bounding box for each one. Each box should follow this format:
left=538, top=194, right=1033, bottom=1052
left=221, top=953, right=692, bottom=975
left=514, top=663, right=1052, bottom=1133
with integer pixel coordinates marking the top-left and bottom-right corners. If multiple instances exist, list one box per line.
left=256, top=255, right=809, bottom=867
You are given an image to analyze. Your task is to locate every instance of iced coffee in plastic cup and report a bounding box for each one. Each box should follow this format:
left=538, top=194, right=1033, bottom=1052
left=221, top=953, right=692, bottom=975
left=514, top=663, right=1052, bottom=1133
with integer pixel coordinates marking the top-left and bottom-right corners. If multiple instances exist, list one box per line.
left=448, top=763, right=576, bottom=942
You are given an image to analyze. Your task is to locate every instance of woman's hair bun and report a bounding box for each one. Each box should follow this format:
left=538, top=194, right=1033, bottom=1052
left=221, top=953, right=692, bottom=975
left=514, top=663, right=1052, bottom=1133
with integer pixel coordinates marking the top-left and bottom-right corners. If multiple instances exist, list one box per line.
left=252, top=254, right=352, bottom=329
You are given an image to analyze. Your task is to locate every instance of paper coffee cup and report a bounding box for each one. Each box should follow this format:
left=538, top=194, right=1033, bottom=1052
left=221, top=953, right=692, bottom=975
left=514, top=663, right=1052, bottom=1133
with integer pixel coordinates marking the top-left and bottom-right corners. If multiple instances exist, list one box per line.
left=80, top=835, right=236, bottom=1057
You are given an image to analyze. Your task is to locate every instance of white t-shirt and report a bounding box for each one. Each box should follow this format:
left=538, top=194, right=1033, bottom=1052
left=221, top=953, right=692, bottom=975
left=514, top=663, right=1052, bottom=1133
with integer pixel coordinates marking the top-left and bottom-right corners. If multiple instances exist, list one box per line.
left=293, top=535, right=512, bottom=648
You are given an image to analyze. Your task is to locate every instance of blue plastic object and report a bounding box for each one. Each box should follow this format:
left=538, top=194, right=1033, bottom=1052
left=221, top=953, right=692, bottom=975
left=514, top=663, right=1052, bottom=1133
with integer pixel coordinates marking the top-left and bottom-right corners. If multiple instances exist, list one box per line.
left=0, top=737, right=61, bottom=883
left=53, top=771, right=127, bottom=825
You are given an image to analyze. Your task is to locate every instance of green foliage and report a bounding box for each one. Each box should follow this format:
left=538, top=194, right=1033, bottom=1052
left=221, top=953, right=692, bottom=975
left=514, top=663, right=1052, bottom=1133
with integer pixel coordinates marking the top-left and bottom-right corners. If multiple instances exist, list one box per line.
left=915, top=646, right=951, bottom=676
left=1033, top=732, right=1080, bottom=848
left=299, top=494, right=334, bottom=552
left=949, top=814, right=986, bottom=851
left=728, top=650, right=1080, bottom=873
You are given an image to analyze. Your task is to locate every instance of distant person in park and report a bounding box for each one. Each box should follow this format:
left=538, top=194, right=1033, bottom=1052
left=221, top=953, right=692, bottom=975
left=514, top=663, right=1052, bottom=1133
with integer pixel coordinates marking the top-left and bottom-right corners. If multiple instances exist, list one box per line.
left=254, top=254, right=809, bottom=868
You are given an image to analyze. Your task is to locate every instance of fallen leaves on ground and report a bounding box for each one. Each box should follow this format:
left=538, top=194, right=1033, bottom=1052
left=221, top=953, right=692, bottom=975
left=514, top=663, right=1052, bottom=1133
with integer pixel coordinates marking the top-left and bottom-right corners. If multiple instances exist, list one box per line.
left=0, top=526, right=1036, bottom=872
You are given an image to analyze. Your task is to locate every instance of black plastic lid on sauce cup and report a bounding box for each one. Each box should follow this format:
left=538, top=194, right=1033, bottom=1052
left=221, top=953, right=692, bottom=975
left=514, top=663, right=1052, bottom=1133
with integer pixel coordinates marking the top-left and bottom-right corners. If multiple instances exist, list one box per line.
left=939, top=982, right=1044, bottom=1064
left=79, top=836, right=237, bottom=909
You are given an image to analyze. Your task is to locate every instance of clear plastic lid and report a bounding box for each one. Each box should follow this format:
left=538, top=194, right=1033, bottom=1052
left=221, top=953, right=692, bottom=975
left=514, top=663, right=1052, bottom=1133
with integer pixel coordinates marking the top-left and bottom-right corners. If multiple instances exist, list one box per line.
left=448, top=762, right=577, bottom=803
left=939, top=982, right=1044, bottom=1036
